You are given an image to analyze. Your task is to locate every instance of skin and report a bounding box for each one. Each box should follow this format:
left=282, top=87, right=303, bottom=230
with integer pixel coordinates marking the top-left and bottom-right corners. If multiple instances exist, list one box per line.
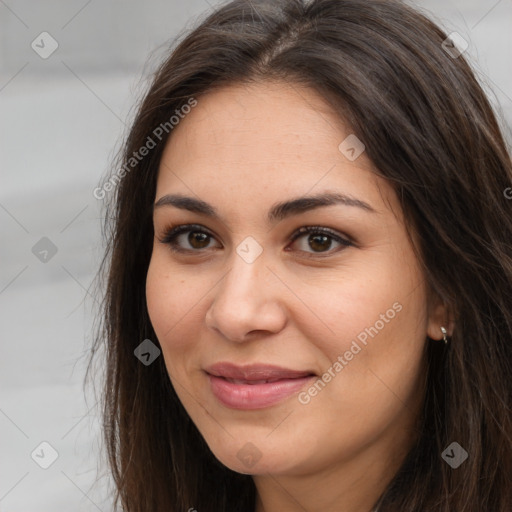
left=146, top=81, right=452, bottom=512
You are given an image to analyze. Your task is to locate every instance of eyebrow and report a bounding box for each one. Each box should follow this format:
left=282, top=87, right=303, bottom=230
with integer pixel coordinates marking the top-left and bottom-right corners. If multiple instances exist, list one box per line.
left=153, top=192, right=377, bottom=223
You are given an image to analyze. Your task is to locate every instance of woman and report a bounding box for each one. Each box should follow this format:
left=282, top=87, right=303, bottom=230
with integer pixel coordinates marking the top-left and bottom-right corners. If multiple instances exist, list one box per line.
left=90, top=0, right=512, bottom=510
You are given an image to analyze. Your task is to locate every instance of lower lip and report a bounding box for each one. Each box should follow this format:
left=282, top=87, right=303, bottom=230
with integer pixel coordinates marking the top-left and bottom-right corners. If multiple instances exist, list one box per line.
left=207, top=374, right=315, bottom=410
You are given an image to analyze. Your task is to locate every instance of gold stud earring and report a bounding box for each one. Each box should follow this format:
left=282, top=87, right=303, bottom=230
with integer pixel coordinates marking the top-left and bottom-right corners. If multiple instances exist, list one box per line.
left=440, top=326, right=449, bottom=345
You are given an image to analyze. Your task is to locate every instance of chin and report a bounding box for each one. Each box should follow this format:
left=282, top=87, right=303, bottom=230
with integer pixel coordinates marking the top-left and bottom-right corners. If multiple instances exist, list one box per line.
left=205, top=435, right=306, bottom=476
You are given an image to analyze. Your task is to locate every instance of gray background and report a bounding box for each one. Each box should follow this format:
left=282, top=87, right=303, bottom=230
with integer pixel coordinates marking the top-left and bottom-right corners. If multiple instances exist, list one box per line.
left=1, top=0, right=511, bottom=510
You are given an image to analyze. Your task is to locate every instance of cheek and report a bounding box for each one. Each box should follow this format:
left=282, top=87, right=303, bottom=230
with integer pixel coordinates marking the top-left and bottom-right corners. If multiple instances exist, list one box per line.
left=296, top=252, right=425, bottom=364
left=146, top=257, right=173, bottom=334
left=298, top=250, right=428, bottom=426
left=146, top=255, right=196, bottom=354
left=325, top=268, right=427, bottom=405
left=296, top=280, right=426, bottom=458
left=146, top=251, right=217, bottom=380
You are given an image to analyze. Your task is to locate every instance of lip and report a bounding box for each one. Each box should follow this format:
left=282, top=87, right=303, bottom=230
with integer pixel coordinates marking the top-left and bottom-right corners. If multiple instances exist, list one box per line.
left=205, top=362, right=316, bottom=409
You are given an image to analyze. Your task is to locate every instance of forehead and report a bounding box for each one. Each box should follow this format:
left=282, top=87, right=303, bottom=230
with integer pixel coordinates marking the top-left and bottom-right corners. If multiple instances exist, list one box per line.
left=155, top=81, right=397, bottom=219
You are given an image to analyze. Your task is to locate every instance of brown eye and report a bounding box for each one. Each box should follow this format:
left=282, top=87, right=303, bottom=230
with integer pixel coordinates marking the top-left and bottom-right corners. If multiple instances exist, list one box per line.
left=159, top=224, right=220, bottom=253
left=307, top=234, right=332, bottom=252
left=187, top=231, right=211, bottom=249
left=159, top=223, right=353, bottom=257
left=289, top=226, right=352, bottom=256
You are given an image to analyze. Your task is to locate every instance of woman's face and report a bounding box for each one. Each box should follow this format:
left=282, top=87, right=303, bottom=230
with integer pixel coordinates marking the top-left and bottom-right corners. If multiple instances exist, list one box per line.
left=146, top=81, right=444, bottom=478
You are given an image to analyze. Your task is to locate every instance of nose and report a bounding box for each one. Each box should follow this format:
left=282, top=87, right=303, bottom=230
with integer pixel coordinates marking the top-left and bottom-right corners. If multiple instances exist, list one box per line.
left=205, top=252, right=287, bottom=343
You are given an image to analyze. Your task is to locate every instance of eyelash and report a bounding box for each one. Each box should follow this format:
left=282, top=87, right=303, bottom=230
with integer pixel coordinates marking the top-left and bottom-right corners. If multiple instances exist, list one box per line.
left=157, top=223, right=354, bottom=258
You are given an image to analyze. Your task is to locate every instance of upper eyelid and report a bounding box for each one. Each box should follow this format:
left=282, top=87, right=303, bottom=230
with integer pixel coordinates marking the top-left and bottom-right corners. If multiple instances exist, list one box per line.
left=160, top=223, right=348, bottom=239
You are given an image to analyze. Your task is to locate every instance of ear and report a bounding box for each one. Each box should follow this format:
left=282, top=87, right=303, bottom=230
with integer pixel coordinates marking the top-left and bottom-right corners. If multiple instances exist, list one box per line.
left=426, top=293, right=455, bottom=340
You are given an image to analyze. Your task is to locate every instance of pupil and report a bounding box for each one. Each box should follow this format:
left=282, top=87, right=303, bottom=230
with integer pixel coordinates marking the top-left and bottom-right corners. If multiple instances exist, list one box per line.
left=189, top=232, right=209, bottom=248
left=309, top=234, right=331, bottom=252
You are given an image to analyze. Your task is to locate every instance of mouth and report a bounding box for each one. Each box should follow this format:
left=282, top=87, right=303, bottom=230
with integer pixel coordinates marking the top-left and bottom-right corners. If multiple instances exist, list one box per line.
left=205, top=362, right=316, bottom=381
left=204, top=362, right=316, bottom=409
left=221, top=377, right=296, bottom=385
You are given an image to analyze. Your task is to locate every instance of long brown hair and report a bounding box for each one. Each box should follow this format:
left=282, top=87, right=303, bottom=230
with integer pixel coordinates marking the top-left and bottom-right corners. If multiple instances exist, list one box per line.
left=89, top=0, right=512, bottom=510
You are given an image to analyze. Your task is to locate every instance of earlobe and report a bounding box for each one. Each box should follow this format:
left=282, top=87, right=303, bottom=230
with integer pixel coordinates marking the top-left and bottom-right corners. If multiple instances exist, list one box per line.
left=426, top=298, right=455, bottom=341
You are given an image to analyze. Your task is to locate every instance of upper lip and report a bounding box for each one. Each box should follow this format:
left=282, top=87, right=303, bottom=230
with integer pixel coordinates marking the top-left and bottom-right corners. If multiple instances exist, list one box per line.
left=205, top=362, right=316, bottom=381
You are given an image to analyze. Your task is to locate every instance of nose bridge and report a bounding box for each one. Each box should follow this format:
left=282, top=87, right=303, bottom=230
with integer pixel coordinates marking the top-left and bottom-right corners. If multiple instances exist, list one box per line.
left=220, top=233, right=269, bottom=300
left=217, top=247, right=268, bottom=312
